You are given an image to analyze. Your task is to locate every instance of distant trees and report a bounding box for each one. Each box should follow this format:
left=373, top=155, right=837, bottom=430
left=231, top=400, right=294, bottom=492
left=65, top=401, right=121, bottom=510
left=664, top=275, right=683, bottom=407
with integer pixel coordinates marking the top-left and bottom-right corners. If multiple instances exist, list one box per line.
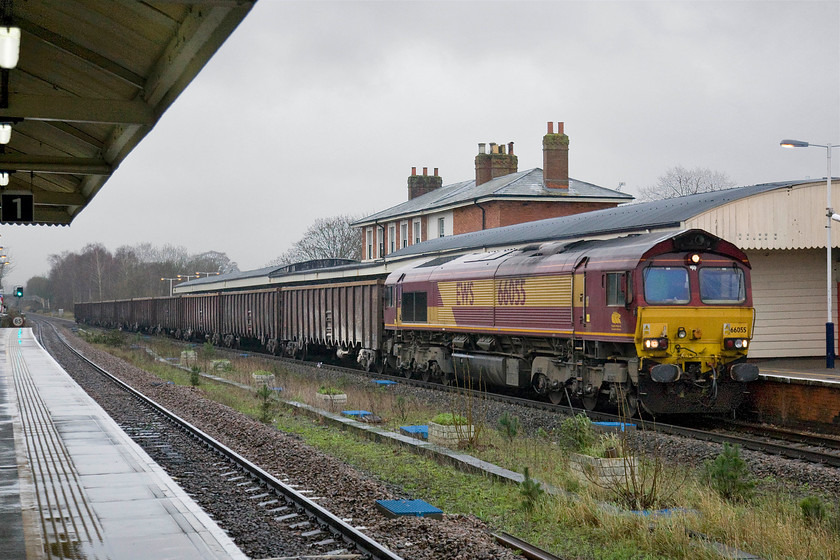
left=637, top=166, right=735, bottom=202
left=269, top=214, right=362, bottom=266
left=33, top=243, right=236, bottom=310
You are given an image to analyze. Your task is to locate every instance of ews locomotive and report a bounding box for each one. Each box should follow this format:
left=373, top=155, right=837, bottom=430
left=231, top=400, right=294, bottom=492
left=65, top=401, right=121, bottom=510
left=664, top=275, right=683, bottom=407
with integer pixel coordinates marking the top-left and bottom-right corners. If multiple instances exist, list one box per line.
left=382, top=229, right=757, bottom=415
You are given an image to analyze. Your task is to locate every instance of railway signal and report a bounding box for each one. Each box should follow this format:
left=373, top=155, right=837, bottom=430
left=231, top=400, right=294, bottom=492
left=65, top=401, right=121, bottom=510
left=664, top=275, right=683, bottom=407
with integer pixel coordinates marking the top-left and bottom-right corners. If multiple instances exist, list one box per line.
left=14, top=285, right=22, bottom=297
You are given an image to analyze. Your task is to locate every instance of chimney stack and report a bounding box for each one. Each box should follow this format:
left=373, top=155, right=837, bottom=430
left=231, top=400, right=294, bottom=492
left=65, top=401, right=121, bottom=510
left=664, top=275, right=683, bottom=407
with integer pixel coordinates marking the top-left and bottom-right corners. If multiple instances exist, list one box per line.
left=543, top=121, right=569, bottom=190
left=475, top=140, right=518, bottom=186
left=407, top=166, right=443, bottom=200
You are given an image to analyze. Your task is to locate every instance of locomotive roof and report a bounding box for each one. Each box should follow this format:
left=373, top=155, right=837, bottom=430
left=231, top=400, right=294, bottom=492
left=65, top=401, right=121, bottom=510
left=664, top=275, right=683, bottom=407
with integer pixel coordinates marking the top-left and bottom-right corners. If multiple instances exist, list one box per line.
left=384, top=180, right=810, bottom=258
left=389, top=229, right=746, bottom=281
left=353, top=168, right=633, bottom=225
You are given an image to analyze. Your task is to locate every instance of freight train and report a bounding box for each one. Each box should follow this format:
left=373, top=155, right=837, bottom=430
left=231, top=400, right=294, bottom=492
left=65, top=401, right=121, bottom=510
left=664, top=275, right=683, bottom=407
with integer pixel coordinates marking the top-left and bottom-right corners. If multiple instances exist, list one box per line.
left=75, top=229, right=759, bottom=415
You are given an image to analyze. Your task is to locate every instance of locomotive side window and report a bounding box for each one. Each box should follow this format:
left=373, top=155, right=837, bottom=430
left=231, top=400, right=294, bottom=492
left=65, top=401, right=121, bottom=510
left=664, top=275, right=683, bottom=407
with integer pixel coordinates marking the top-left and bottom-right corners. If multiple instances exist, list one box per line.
left=384, top=286, right=394, bottom=308
left=605, top=272, right=626, bottom=306
left=401, top=291, right=428, bottom=322
left=643, top=267, right=690, bottom=304
left=699, top=267, right=745, bottom=303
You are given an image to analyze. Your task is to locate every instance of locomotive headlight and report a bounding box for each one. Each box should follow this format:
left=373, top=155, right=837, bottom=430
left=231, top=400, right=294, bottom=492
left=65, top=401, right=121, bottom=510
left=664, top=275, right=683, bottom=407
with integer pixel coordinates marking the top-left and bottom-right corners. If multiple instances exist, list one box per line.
left=685, top=253, right=701, bottom=265
left=724, top=338, right=749, bottom=350
left=644, top=337, right=669, bottom=350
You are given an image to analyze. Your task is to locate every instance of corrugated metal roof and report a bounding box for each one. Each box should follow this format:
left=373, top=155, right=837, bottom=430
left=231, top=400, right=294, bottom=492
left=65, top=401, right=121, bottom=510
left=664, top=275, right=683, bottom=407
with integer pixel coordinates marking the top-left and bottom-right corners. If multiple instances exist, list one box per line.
left=353, top=168, right=633, bottom=225
left=384, top=180, right=809, bottom=258
left=0, top=1, right=255, bottom=225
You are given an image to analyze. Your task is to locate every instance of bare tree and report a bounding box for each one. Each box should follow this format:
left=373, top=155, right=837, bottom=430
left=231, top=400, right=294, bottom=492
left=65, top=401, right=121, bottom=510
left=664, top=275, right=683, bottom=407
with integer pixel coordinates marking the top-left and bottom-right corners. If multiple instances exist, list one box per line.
left=637, top=166, right=735, bottom=202
left=269, top=214, right=362, bottom=266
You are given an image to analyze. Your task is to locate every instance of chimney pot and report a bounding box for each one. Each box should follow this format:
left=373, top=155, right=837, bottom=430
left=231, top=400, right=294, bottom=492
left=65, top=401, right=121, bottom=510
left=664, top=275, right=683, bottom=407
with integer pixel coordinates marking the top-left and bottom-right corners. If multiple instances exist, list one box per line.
left=547, top=121, right=553, bottom=134
left=500, top=144, right=506, bottom=155
left=508, top=142, right=514, bottom=155
left=422, top=166, right=428, bottom=176
left=558, top=122, right=564, bottom=134
left=478, top=142, right=486, bottom=154
left=434, top=167, right=438, bottom=177
left=411, top=166, right=416, bottom=176
left=490, top=142, right=498, bottom=154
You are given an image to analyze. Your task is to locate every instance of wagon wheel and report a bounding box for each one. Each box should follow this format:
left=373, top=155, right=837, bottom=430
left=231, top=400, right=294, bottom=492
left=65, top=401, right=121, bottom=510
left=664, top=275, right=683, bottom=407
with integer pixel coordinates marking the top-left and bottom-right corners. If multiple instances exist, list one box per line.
left=401, top=366, right=413, bottom=379
left=548, top=390, right=565, bottom=405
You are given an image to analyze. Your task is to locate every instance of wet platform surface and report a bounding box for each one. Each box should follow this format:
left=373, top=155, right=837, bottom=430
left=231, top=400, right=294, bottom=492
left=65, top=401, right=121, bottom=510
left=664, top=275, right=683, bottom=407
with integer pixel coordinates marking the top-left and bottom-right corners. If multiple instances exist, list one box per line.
left=753, top=357, right=840, bottom=386
left=0, top=328, right=246, bottom=560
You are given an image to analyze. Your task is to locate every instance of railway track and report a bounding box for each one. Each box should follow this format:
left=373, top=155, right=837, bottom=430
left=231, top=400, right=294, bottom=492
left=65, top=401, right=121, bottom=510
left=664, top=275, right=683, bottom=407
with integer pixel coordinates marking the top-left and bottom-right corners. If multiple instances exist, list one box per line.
left=243, top=344, right=840, bottom=469
left=36, top=319, right=404, bottom=560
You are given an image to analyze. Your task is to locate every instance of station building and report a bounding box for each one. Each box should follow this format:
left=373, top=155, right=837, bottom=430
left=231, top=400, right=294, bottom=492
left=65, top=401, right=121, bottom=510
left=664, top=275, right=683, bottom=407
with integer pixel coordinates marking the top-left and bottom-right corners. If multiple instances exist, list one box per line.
left=352, top=122, right=633, bottom=260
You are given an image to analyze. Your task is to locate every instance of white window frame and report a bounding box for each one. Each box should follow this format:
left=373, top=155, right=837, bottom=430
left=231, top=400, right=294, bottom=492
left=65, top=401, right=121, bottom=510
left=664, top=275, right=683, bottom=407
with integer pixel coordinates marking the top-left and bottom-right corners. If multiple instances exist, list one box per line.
left=389, top=224, right=396, bottom=254
left=366, top=228, right=373, bottom=260
left=438, top=217, right=445, bottom=238
left=413, top=219, right=422, bottom=244
left=400, top=221, right=408, bottom=248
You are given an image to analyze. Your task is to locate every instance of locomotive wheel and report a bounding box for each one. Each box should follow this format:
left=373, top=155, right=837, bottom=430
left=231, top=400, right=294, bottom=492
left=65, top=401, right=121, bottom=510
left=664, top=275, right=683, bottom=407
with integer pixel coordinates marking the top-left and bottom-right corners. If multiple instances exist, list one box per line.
left=548, top=390, right=564, bottom=405
left=582, top=395, right=599, bottom=411
left=420, top=367, right=432, bottom=383
left=401, top=367, right=413, bottom=379
left=621, top=390, right=639, bottom=418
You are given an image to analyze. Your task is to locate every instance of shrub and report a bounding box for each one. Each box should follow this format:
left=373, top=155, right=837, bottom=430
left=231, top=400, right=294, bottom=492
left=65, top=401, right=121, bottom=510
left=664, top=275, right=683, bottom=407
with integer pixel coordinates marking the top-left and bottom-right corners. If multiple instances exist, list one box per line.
left=497, top=411, right=520, bottom=442
left=431, top=412, right=468, bottom=426
left=801, top=495, right=827, bottom=525
left=558, top=413, right=595, bottom=452
left=317, top=385, right=343, bottom=395
left=703, top=443, right=755, bottom=502
left=520, top=466, right=544, bottom=511
left=256, top=385, right=274, bottom=423
left=189, top=365, right=201, bottom=386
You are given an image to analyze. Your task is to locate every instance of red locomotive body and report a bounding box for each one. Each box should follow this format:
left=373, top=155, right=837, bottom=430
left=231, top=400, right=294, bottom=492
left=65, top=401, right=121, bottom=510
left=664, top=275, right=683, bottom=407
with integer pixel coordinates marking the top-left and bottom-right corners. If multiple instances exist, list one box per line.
left=385, top=230, right=758, bottom=414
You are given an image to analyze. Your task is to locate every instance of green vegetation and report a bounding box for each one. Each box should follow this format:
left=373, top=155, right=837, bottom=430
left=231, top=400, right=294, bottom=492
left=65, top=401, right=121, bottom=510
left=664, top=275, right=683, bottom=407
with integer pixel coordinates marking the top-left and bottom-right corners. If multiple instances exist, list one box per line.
left=703, top=443, right=755, bottom=502
left=81, top=329, right=840, bottom=560
left=430, top=412, right=468, bottom=426
left=317, top=385, right=344, bottom=395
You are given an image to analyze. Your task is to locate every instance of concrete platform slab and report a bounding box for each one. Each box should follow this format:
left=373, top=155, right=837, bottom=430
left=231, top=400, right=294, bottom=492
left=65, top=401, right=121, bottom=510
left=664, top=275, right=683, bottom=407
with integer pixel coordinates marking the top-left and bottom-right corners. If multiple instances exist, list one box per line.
left=0, top=328, right=246, bottom=559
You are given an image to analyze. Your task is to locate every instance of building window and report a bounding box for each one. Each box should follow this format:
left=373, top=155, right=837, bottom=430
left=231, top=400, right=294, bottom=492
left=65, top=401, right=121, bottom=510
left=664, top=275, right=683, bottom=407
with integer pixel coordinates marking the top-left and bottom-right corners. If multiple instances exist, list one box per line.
left=438, top=217, right=445, bottom=238
left=377, top=227, right=383, bottom=258
left=366, top=228, right=373, bottom=259
left=401, top=222, right=408, bottom=248
left=413, top=220, right=421, bottom=244
left=389, top=225, right=396, bottom=254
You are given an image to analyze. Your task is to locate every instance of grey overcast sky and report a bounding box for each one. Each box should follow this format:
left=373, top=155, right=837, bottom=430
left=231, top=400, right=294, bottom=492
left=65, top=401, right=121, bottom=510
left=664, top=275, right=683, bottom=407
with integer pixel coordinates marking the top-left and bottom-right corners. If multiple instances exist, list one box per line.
left=1, top=0, right=838, bottom=289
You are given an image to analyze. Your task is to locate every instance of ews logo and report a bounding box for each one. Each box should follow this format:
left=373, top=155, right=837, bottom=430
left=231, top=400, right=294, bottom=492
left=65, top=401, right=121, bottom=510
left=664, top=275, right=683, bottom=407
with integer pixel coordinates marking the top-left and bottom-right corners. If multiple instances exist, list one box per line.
left=497, top=279, right=526, bottom=306
left=456, top=281, right=474, bottom=305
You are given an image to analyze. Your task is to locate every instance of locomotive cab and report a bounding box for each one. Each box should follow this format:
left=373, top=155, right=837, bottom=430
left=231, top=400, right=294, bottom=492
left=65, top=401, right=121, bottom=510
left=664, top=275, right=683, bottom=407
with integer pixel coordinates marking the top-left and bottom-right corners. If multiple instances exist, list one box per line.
left=630, top=231, right=758, bottom=413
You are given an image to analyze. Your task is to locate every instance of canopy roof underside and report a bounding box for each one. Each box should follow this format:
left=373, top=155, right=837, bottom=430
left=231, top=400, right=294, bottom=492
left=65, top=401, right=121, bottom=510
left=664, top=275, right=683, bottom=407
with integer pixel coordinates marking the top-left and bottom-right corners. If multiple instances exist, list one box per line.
left=0, top=0, right=254, bottom=225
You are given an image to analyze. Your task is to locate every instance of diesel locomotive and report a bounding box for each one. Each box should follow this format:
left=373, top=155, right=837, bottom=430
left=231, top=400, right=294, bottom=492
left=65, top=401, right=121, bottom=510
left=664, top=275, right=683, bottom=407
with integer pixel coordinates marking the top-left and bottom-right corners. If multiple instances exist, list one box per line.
left=75, top=229, right=758, bottom=415
left=382, top=229, right=758, bottom=415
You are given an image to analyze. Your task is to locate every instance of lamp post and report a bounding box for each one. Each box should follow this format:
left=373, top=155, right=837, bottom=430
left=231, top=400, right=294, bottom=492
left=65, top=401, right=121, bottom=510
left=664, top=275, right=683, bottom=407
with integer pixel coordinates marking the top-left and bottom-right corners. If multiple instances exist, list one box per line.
left=160, top=277, right=181, bottom=297
left=195, top=271, right=220, bottom=278
left=781, top=139, right=839, bottom=368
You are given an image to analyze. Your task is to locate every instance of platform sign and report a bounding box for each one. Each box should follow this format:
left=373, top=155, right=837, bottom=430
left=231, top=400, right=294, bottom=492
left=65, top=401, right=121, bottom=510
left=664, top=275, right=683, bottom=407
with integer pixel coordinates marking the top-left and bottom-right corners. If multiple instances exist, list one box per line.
left=1, top=191, right=34, bottom=222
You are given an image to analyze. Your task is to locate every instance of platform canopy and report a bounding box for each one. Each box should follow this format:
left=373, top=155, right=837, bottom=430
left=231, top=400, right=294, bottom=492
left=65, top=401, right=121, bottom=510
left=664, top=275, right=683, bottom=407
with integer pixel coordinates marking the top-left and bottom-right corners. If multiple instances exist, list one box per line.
left=0, top=0, right=255, bottom=225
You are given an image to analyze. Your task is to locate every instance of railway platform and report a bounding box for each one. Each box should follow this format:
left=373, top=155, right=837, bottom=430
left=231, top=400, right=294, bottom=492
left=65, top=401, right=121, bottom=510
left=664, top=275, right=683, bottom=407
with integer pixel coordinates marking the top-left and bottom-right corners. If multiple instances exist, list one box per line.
left=0, top=327, right=246, bottom=560
left=745, top=358, right=840, bottom=435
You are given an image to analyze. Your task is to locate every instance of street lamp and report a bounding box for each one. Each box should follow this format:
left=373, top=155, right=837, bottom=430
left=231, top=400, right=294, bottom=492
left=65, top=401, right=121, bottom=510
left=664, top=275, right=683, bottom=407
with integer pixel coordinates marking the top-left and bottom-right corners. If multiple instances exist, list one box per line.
left=195, top=271, right=220, bottom=278
left=781, top=139, right=839, bottom=368
left=160, top=277, right=181, bottom=297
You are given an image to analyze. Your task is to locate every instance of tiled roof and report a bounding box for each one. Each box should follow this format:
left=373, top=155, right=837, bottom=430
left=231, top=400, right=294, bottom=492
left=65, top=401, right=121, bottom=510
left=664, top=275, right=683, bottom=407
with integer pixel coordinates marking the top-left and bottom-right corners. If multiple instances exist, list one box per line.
left=353, top=168, right=633, bottom=225
left=383, top=180, right=810, bottom=258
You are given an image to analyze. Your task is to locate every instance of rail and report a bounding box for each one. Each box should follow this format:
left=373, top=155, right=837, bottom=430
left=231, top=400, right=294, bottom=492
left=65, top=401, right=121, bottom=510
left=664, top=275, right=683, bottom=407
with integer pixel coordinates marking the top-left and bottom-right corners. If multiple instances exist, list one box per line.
left=41, top=321, right=404, bottom=560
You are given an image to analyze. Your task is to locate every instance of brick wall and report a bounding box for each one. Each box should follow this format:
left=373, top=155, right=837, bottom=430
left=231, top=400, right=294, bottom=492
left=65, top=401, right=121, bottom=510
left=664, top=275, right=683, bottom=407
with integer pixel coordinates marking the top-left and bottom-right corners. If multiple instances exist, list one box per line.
left=452, top=200, right=616, bottom=236
left=745, top=381, right=840, bottom=435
